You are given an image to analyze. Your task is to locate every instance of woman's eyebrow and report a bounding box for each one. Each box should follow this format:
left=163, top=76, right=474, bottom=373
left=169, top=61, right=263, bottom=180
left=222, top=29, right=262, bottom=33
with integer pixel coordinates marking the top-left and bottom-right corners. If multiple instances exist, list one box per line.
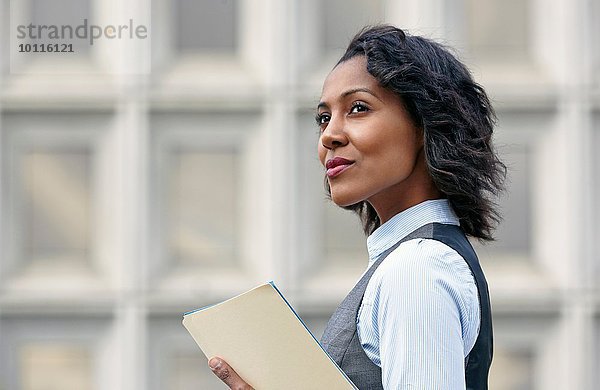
left=341, top=87, right=382, bottom=102
left=317, top=87, right=382, bottom=110
left=317, top=101, right=329, bottom=110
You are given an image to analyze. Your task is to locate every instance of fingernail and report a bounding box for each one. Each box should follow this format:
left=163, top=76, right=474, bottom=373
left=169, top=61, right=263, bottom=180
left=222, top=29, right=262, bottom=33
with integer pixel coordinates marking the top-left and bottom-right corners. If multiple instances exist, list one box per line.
left=208, top=357, right=221, bottom=370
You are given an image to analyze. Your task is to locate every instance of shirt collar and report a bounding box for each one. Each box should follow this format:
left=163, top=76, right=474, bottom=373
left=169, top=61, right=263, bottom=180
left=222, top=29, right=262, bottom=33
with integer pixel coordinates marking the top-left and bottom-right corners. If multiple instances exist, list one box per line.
left=366, top=199, right=460, bottom=266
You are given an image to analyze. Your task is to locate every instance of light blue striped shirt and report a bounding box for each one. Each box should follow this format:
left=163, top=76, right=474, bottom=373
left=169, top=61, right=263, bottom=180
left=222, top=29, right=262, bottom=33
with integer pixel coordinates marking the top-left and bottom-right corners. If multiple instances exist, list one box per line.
left=356, top=199, right=480, bottom=389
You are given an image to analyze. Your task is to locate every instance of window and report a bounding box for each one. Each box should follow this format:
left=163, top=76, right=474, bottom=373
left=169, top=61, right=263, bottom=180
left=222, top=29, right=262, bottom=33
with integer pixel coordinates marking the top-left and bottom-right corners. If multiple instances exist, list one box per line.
left=19, top=344, right=93, bottom=390
left=173, top=0, right=237, bottom=54
left=490, top=145, right=532, bottom=254
left=466, top=0, right=531, bottom=63
left=23, top=150, right=92, bottom=266
left=322, top=0, right=384, bottom=52
left=31, top=0, right=92, bottom=54
left=167, top=150, right=238, bottom=267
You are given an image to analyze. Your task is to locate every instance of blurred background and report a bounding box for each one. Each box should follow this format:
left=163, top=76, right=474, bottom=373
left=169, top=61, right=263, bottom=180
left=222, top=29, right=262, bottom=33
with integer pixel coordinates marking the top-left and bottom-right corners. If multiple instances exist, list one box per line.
left=0, top=0, right=598, bottom=389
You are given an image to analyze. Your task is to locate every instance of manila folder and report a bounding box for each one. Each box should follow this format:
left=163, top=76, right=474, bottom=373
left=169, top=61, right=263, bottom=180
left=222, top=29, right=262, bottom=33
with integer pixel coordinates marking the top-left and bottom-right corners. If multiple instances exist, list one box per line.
left=182, top=282, right=357, bottom=390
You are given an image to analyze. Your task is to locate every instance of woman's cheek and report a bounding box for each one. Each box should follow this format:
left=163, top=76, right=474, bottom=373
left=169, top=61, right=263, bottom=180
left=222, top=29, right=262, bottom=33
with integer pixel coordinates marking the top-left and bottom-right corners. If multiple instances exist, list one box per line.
left=317, top=143, right=328, bottom=167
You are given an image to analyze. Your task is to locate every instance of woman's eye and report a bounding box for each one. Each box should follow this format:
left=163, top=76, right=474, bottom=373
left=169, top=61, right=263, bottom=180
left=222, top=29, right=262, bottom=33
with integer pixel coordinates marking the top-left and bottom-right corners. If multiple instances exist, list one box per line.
left=350, top=103, right=369, bottom=114
left=316, top=113, right=330, bottom=126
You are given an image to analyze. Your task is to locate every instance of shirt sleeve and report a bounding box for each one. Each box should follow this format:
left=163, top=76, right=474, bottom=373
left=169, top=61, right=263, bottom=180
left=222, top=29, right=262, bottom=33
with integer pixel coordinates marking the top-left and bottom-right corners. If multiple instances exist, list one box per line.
left=356, top=238, right=480, bottom=390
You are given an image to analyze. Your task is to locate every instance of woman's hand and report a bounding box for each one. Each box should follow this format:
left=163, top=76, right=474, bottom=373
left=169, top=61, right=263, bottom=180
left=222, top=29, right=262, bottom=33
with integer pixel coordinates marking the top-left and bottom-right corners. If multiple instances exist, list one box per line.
left=208, top=357, right=255, bottom=390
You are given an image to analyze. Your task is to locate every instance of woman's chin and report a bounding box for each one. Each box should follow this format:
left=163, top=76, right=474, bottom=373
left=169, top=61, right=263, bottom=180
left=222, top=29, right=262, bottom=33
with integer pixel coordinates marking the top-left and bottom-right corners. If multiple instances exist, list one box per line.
left=330, top=192, right=361, bottom=208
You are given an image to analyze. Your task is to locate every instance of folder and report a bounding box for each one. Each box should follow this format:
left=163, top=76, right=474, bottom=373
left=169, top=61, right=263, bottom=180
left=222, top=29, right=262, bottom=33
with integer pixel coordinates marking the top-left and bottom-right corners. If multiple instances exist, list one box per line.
left=182, top=281, right=357, bottom=390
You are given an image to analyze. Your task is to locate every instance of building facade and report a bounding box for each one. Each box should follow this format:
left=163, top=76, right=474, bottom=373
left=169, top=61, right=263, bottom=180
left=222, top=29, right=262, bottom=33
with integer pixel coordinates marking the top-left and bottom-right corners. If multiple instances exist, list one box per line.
left=0, top=0, right=599, bottom=389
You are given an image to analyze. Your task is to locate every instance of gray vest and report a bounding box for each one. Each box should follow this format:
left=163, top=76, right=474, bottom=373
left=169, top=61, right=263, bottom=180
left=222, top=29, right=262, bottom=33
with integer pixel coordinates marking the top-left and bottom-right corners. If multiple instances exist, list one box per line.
left=320, top=223, right=493, bottom=390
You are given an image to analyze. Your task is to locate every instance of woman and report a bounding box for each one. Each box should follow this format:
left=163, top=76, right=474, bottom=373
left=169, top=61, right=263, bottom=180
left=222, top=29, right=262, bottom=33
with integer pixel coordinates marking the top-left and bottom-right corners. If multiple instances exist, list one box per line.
left=208, top=25, right=505, bottom=389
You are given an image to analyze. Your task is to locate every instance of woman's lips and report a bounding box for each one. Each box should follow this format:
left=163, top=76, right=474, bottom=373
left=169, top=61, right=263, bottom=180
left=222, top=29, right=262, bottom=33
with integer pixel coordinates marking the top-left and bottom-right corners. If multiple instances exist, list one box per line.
left=325, top=157, right=354, bottom=178
left=327, top=163, right=353, bottom=178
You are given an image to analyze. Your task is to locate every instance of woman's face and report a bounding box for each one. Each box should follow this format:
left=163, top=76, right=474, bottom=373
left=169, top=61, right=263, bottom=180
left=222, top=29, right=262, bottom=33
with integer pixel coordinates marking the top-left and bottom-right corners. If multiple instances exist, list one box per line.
left=317, top=56, right=435, bottom=222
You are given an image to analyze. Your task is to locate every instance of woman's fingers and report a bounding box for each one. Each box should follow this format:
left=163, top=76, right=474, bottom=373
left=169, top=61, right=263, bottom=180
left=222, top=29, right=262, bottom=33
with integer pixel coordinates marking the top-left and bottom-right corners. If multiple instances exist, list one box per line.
left=209, top=357, right=254, bottom=390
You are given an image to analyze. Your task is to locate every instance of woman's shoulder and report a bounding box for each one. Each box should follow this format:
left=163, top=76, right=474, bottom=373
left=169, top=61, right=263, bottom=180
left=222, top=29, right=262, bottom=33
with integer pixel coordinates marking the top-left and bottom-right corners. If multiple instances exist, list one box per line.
left=376, top=237, right=469, bottom=275
left=366, top=237, right=478, bottom=304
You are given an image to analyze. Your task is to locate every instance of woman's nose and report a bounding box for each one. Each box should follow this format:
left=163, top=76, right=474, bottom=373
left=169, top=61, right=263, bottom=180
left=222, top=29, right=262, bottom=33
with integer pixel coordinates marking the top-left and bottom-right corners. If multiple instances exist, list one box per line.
left=320, top=119, right=348, bottom=150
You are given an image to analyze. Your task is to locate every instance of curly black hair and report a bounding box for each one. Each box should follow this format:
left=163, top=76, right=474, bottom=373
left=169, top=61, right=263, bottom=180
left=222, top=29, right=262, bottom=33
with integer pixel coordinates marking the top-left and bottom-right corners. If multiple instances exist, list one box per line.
left=325, top=25, right=506, bottom=241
